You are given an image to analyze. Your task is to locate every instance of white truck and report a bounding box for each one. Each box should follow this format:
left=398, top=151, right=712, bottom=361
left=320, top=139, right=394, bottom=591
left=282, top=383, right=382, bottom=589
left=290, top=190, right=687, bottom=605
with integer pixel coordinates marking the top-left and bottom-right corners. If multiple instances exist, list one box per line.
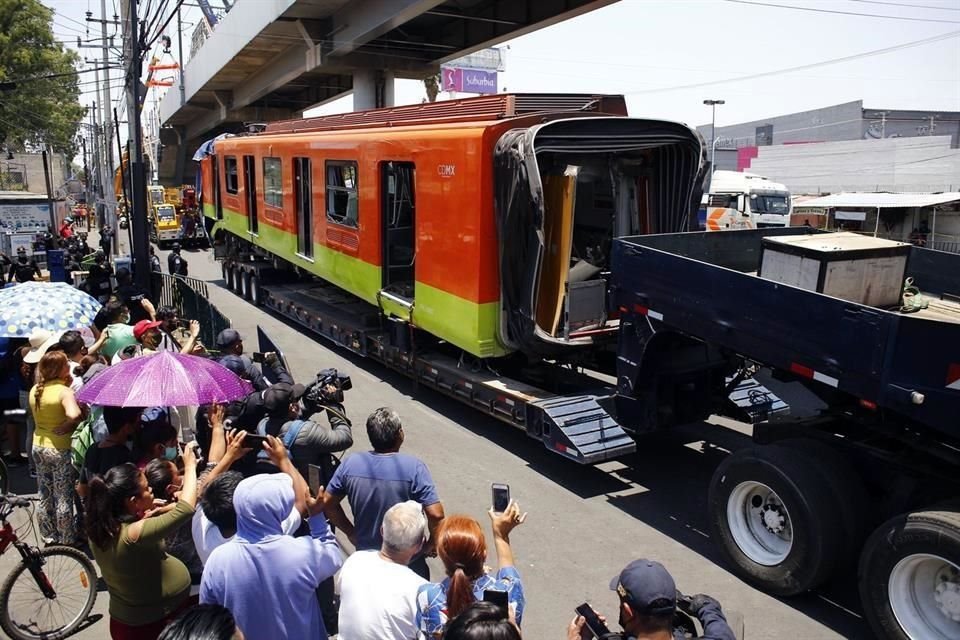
left=701, top=170, right=792, bottom=231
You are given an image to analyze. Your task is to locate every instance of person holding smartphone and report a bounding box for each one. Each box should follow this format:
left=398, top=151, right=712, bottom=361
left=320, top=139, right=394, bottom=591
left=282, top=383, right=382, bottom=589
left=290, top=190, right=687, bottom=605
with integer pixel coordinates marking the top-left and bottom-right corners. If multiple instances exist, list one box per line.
left=568, top=559, right=737, bottom=640
left=415, top=500, right=528, bottom=638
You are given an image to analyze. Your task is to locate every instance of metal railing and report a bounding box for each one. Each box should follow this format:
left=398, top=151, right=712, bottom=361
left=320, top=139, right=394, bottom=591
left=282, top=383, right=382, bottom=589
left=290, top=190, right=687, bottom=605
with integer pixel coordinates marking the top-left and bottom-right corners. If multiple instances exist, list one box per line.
left=151, top=273, right=231, bottom=349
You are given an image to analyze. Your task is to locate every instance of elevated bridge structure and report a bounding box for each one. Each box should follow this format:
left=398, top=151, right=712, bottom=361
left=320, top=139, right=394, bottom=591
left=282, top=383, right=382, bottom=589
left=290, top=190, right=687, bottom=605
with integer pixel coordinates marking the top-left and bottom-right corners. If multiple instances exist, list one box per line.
left=157, top=0, right=618, bottom=184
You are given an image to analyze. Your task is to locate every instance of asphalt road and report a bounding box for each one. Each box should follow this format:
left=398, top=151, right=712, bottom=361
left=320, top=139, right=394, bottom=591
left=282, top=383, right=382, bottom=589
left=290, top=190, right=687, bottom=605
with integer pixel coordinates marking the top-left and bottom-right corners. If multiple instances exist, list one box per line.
left=0, top=231, right=871, bottom=640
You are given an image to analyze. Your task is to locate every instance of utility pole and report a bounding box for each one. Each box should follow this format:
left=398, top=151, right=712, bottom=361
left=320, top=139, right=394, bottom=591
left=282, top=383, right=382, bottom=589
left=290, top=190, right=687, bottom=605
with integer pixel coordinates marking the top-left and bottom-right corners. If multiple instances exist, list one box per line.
left=100, top=0, right=116, bottom=223
left=703, top=99, right=725, bottom=175
left=124, top=0, right=151, bottom=289
left=81, top=135, right=90, bottom=209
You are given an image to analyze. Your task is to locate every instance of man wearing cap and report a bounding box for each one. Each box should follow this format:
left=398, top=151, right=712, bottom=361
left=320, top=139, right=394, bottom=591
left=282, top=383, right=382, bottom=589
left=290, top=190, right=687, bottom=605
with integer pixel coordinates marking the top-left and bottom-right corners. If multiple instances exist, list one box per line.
left=168, top=243, right=189, bottom=277
left=9, top=247, right=42, bottom=283
left=133, top=318, right=200, bottom=356
left=215, top=329, right=287, bottom=393
left=115, top=267, right=156, bottom=324
left=257, top=381, right=353, bottom=481
left=568, top=559, right=736, bottom=640
left=99, top=223, right=113, bottom=255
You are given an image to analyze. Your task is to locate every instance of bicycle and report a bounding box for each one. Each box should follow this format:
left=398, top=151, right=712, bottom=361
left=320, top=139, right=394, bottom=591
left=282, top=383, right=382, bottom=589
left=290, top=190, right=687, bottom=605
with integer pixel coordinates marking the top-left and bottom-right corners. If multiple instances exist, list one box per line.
left=0, top=494, right=98, bottom=640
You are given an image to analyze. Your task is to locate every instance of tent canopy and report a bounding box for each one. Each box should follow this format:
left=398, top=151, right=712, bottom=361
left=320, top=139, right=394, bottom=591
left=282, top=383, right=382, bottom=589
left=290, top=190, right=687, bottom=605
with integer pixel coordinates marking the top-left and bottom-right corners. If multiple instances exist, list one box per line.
left=799, top=192, right=960, bottom=209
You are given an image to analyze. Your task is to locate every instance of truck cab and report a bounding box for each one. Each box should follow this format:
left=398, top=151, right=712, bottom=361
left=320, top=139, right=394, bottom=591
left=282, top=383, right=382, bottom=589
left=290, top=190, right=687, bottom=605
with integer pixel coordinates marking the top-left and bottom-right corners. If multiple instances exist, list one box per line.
left=701, top=170, right=791, bottom=231
left=151, top=203, right=179, bottom=248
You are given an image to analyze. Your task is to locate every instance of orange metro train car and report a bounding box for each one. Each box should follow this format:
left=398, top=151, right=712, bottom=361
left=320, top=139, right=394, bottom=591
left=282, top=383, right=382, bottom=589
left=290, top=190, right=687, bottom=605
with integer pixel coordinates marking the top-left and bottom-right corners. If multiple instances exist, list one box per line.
left=197, top=94, right=706, bottom=362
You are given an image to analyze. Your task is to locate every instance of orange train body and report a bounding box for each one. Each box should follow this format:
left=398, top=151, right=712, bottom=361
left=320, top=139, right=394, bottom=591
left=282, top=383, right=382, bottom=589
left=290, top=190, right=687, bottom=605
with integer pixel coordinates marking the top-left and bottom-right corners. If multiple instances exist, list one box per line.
left=198, top=94, right=706, bottom=359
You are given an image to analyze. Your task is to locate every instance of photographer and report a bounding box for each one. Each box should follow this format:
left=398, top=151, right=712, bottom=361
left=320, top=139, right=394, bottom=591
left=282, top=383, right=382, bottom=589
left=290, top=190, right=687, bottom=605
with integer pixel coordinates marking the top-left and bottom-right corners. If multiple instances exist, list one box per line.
left=568, top=559, right=736, bottom=640
left=256, top=379, right=353, bottom=482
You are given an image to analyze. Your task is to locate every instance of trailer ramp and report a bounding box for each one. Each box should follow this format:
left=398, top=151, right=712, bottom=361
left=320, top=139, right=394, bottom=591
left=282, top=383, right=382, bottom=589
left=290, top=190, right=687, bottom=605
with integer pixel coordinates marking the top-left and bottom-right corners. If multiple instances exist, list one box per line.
left=527, top=395, right=636, bottom=464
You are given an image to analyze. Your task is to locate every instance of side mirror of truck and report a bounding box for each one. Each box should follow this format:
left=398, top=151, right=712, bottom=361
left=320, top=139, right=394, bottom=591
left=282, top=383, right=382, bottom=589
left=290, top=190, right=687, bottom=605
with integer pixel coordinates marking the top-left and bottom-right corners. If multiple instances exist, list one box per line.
left=736, top=194, right=746, bottom=214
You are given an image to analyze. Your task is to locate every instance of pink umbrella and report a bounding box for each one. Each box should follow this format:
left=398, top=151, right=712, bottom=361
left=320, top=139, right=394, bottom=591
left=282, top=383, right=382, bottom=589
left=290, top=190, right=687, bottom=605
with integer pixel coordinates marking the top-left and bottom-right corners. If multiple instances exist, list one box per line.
left=77, top=351, right=253, bottom=407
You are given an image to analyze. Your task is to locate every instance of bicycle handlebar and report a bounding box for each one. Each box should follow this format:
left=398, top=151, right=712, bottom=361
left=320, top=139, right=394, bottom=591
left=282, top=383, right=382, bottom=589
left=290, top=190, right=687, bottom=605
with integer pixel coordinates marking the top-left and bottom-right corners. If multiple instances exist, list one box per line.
left=0, top=495, right=32, bottom=509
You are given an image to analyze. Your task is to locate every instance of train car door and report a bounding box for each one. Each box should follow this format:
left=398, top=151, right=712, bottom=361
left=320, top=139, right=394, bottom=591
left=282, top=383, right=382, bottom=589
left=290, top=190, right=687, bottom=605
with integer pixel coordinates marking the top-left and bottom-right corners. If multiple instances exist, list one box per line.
left=294, top=157, right=313, bottom=257
left=243, top=155, right=258, bottom=234
left=212, top=157, right=223, bottom=220
left=378, top=161, right=416, bottom=320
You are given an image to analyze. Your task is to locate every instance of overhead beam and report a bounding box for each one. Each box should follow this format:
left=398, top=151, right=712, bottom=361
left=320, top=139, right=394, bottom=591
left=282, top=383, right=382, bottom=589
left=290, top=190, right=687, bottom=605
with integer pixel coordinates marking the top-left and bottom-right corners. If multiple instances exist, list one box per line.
left=327, top=0, right=446, bottom=58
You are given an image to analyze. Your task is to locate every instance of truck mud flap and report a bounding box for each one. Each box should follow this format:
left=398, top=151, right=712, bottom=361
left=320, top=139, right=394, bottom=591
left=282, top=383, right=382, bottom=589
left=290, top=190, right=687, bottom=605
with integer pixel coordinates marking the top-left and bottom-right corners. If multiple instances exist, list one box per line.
left=725, top=376, right=789, bottom=423
left=528, top=395, right=636, bottom=464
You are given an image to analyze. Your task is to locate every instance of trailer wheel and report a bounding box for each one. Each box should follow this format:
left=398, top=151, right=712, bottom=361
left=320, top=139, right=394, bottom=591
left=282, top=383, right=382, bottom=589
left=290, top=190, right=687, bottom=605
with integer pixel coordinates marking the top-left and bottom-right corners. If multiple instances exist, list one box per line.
left=708, top=445, right=843, bottom=595
left=240, top=271, right=251, bottom=300
left=780, top=438, right=870, bottom=563
left=221, top=262, right=229, bottom=285
left=228, top=266, right=240, bottom=293
left=859, top=509, right=960, bottom=640
left=249, top=274, right=261, bottom=306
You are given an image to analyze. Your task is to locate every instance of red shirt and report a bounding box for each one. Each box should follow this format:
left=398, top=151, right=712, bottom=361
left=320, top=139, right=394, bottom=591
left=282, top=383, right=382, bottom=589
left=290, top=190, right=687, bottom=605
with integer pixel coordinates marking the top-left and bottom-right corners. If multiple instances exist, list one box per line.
left=59, top=223, right=73, bottom=238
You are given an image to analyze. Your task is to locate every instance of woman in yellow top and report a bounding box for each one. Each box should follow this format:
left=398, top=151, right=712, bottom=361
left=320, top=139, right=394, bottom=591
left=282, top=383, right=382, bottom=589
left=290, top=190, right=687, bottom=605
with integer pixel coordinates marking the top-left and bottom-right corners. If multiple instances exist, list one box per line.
left=30, top=351, right=83, bottom=545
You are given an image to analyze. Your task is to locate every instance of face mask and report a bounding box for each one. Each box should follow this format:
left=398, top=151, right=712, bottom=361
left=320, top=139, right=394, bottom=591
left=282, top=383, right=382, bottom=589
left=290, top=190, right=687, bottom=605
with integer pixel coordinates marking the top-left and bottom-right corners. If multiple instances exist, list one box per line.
left=120, top=314, right=131, bottom=324
left=163, top=446, right=178, bottom=461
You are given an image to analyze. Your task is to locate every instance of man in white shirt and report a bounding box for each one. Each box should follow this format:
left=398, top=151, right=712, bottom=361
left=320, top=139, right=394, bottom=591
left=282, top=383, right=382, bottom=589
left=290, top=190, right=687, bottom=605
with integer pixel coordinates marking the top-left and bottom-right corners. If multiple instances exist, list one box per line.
left=338, top=500, right=429, bottom=640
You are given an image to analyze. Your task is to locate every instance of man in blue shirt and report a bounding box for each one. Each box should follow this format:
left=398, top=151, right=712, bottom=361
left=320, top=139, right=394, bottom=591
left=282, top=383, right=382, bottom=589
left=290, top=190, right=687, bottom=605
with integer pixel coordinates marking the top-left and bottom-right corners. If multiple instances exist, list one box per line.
left=323, top=407, right=445, bottom=579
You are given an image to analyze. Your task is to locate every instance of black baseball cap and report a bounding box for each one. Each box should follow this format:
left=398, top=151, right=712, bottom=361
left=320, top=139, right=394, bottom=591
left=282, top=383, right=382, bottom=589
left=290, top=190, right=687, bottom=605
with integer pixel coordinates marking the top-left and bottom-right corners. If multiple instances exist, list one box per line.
left=215, top=328, right=241, bottom=349
left=263, top=382, right=306, bottom=413
left=609, top=559, right=677, bottom=615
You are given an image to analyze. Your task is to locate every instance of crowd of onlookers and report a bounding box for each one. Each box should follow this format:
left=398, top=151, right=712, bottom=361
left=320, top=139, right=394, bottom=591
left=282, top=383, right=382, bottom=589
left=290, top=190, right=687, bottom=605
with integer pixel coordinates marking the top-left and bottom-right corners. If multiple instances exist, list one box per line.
left=0, top=233, right=739, bottom=640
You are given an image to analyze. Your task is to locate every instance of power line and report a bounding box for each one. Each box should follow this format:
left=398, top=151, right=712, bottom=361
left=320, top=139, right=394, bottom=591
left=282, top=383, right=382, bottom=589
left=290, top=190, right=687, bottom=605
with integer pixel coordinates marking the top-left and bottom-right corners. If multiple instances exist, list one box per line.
left=625, top=29, right=960, bottom=94
left=848, top=0, right=960, bottom=12
left=721, top=0, right=960, bottom=23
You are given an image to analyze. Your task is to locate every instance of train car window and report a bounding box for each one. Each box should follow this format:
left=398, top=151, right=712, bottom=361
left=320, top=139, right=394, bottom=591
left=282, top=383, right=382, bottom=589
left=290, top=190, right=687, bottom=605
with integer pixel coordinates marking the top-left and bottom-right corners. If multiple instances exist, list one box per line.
left=224, top=156, right=238, bottom=194
left=326, top=161, right=358, bottom=228
left=263, top=157, right=282, bottom=208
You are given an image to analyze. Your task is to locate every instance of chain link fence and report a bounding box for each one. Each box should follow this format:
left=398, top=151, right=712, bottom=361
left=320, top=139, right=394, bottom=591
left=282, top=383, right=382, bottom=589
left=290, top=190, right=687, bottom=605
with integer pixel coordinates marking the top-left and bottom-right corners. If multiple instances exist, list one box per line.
left=0, top=162, right=27, bottom=191
left=151, top=273, right=231, bottom=350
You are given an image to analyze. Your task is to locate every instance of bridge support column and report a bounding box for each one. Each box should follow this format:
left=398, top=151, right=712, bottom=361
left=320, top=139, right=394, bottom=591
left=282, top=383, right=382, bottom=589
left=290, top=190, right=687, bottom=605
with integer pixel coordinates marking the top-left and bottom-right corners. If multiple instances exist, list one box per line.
left=353, top=70, right=395, bottom=111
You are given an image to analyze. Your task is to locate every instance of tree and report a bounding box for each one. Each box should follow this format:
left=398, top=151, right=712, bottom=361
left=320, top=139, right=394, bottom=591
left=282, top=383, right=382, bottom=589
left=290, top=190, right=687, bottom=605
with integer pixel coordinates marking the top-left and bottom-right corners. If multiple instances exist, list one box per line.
left=0, top=0, right=85, bottom=157
left=423, top=73, right=441, bottom=103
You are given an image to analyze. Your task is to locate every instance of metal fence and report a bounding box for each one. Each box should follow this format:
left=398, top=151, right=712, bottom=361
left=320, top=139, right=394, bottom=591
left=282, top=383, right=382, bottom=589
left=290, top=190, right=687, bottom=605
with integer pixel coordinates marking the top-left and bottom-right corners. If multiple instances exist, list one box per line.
left=151, top=273, right=231, bottom=350
left=0, top=162, right=27, bottom=191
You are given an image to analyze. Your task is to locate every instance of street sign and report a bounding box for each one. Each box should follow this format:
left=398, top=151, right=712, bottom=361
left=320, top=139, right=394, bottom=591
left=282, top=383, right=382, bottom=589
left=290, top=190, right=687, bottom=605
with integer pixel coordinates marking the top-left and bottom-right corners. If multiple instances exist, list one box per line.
left=441, top=67, right=498, bottom=95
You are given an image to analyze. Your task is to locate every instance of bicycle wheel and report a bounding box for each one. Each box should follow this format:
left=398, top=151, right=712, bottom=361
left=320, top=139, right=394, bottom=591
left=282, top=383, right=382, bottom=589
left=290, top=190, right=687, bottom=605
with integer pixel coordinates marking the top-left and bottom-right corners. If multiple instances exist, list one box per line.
left=0, top=545, right=98, bottom=640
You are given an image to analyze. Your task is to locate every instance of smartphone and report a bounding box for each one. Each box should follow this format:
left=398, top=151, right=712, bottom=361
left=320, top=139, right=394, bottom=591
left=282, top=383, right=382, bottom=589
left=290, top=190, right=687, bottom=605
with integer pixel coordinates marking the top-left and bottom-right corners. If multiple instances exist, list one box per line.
left=575, top=603, right=611, bottom=639
left=308, top=464, right=323, bottom=496
left=491, top=483, right=510, bottom=513
left=482, top=589, right=508, bottom=613
left=242, top=433, right=270, bottom=448
left=251, top=352, right=266, bottom=364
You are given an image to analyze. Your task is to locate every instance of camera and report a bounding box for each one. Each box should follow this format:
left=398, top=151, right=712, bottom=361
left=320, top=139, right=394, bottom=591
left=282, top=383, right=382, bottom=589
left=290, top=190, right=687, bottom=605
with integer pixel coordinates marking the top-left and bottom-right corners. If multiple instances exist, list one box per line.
left=303, top=368, right=352, bottom=408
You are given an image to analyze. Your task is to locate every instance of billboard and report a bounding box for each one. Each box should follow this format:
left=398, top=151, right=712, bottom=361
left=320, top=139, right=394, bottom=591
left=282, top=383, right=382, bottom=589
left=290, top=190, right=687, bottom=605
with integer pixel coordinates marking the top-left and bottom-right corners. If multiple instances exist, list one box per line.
left=0, top=202, right=50, bottom=233
left=441, top=67, right=498, bottom=95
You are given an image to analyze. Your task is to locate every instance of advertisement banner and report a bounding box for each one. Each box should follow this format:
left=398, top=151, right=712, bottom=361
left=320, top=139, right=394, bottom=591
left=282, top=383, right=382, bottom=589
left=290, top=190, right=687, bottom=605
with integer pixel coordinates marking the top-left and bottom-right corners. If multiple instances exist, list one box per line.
left=0, top=202, right=51, bottom=233
left=461, top=69, right=497, bottom=94
left=441, top=67, right=498, bottom=95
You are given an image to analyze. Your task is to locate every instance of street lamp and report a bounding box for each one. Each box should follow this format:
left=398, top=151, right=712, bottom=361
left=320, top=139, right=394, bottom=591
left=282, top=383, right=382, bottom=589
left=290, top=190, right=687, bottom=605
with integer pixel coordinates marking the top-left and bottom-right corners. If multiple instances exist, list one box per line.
left=704, top=99, right=725, bottom=173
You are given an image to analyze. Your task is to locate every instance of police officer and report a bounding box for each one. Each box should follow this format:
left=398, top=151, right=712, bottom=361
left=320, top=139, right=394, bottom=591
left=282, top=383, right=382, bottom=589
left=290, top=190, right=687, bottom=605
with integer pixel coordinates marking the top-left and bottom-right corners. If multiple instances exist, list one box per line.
left=568, top=559, right=737, bottom=640
left=8, top=247, right=41, bottom=283
left=168, top=242, right=189, bottom=276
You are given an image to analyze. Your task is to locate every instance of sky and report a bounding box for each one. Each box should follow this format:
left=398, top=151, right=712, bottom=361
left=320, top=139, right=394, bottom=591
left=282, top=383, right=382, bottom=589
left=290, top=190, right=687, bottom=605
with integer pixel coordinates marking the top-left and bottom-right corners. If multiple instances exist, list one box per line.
left=45, top=0, right=960, bottom=139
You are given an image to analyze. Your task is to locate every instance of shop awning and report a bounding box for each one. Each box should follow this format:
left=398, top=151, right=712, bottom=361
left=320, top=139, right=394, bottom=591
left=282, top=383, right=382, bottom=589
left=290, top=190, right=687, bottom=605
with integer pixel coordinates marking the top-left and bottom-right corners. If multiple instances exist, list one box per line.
left=798, top=192, right=960, bottom=209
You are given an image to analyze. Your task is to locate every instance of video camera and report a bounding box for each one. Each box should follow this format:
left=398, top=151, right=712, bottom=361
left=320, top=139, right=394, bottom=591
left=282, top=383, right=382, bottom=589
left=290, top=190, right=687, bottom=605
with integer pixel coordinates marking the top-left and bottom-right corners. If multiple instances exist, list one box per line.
left=303, top=368, right=352, bottom=408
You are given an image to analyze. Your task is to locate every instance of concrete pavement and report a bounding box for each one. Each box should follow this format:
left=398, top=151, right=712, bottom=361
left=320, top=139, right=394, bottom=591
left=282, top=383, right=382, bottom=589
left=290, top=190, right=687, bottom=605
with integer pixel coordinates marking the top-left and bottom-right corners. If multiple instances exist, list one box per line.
left=0, top=233, right=869, bottom=639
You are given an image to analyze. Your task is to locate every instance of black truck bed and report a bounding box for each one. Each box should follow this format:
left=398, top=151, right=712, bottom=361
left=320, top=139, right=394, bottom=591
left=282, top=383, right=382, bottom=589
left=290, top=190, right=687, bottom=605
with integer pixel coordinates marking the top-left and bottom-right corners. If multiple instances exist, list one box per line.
left=611, top=229, right=960, bottom=439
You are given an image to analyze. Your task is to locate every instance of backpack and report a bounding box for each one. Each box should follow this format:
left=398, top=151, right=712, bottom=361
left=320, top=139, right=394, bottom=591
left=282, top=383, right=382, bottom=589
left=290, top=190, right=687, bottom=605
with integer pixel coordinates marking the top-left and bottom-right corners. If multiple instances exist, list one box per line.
left=71, top=414, right=97, bottom=471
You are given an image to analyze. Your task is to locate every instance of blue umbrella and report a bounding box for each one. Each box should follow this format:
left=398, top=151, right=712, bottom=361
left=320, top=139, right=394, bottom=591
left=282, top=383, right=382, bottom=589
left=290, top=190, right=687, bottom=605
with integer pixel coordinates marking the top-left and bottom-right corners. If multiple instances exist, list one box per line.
left=0, top=281, right=100, bottom=337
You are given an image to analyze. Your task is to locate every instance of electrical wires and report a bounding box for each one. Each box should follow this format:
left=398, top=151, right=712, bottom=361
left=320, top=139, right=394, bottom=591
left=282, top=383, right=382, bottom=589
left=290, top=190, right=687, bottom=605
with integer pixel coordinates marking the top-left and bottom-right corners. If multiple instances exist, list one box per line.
left=721, top=0, right=960, bottom=24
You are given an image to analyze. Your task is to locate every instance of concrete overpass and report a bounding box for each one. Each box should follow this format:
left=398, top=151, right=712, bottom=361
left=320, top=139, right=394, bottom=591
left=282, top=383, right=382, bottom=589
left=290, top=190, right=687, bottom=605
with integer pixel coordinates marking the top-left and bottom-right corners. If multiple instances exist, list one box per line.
left=157, top=0, right=619, bottom=183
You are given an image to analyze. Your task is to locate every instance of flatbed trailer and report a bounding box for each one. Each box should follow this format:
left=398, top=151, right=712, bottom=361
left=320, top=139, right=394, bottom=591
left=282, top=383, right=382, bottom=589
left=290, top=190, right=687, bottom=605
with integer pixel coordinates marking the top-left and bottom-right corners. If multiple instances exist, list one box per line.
left=612, top=228, right=960, bottom=640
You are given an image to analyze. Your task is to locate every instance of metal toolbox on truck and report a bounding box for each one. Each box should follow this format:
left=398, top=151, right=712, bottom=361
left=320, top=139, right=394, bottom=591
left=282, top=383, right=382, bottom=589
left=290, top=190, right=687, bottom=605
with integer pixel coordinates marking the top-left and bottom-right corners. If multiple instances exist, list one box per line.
left=758, top=232, right=909, bottom=307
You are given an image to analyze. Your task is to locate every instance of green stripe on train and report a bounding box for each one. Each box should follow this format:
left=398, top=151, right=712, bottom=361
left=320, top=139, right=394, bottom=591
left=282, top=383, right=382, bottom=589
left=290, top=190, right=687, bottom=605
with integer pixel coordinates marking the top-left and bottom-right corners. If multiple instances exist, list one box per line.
left=208, top=207, right=509, bottom=358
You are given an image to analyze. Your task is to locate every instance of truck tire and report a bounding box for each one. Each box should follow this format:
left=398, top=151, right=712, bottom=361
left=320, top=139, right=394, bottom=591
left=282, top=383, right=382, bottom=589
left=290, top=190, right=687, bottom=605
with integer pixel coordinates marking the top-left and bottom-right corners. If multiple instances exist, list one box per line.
left=780, top=438, right=870, bottom=564
left=221, top=261, right=229, bottom=285
left=249, top=274, right=261, bottom=306
left=708, top=444, right=844, bottom=595
left=240, top=271, right=251, bottom=300
left=229, top=266, right=241, bottom=294
left=858, top=509, right=960, bottom=640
